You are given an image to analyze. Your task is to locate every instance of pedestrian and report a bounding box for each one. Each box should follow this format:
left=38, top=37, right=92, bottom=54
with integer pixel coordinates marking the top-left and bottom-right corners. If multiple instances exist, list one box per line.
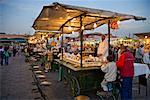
left=0, top=46, right=4, bottom=66
left=135, top=45, right=144, bottom=63
left=101, top=55, right=117, bottom=91
left=143, top=50, right=150, bottom=67
left=3, top=47, right=10, bottom=65
left=13, top=46, right=17, bottom=57
left=116, top=45, right=134, bottom=100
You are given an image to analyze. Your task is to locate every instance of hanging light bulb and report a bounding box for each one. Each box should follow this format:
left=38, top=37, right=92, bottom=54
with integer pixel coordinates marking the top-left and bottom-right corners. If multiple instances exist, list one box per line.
left=72, top=30, right=75, bottom=34
left=93, top=23, right=97, bottom=28
left=81, top=26, right=85, bottom=30
left=117, top=20, right=120, bottom=24
left=68, top=26, right=72, bottom=30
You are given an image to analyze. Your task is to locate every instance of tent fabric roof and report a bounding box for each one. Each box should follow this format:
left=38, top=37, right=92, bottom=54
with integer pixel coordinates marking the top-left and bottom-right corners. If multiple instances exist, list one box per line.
left=134, top=32, right=150, bottom=38
left=33, top=2, right=146, bottom=33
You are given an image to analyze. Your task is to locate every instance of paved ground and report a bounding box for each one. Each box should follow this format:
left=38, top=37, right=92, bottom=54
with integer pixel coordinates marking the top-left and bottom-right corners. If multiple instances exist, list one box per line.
left=0, top=54, right=33, bottom=100
left=0, top=54, right=73, bottom=100
left=0, top=53, right=150, bottom=100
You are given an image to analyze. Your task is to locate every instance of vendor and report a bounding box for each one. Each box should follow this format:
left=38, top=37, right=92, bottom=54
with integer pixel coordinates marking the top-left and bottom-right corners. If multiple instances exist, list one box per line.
left=97, top=35, right=108, bottom=58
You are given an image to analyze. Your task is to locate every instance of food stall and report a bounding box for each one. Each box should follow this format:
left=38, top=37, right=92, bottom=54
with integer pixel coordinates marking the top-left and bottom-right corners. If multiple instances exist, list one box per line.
left=134, top=32, right=150, bottom=52
left=65, top=33, right=103, bottom=56
left=32, top=2, right=146, bottom=96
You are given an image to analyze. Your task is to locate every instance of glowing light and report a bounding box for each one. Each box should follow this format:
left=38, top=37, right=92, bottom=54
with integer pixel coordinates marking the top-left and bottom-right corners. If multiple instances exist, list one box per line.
left=67, top=16, right=71, bottom=19
left=72, top=31, right=75, bottom=34
left=81, top=26, right=85, bottom=30
left=68, top=26, right=72, bottom=30
left=145, top=36, right=148, bottom=38
left=117, top=20, right=120, bottom=24
left=93, top=23, right=97, bottom=28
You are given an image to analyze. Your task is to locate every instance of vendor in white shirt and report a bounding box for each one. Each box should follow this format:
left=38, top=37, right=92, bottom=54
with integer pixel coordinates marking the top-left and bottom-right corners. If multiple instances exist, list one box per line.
left=97, top=35, right=108, bottom=59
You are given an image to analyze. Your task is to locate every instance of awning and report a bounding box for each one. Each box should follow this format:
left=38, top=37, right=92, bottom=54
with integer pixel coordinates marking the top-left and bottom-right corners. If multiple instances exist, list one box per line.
left=134, top=32, right=150, bottom=38
left=33, top=2, right=146, bottom=33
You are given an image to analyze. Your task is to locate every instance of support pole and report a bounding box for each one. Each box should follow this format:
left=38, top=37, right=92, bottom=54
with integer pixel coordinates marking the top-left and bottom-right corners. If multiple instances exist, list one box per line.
left=58, top=27, right=64, bottom=81
left=80, top=16, right=83, bottom=68
left=61, top=27, right=64, bottom=61
left=108, top=20, right=111, bottom=55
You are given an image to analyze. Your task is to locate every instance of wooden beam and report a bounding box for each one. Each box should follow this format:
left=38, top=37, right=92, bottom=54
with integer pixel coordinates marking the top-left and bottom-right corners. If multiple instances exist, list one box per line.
left=84, top=17, right=114, bottom=28
left=85, top=14, right=109, bottom=19
left=58, top=12, right=86, bottom=31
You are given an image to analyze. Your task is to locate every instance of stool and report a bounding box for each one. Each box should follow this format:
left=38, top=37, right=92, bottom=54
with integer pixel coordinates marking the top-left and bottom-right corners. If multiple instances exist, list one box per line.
left=74, top=95, right=90, bottom=100
left=33, top=66, right=40, bottom=69
left=36, top=75, right=46, bottom=78
left=34, top=70, right=42, bottom=74
left=40, top=81, right=52, bottom=86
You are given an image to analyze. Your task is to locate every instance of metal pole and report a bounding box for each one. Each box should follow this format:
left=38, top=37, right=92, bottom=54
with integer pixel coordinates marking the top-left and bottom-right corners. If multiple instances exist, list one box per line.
left=108, top=20, right=111, bottom=55
left=61, top=27, right=64, bottom=61
left=80, top=16, right=83, bottom=68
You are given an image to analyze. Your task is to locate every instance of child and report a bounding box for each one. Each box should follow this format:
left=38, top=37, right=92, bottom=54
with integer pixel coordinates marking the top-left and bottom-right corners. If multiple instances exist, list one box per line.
left=101, top=55, right=117, bottom=91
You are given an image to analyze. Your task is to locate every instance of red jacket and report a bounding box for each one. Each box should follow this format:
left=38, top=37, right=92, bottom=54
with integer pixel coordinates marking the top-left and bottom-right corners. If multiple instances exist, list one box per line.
left=116, top=51, right=134, bottom=77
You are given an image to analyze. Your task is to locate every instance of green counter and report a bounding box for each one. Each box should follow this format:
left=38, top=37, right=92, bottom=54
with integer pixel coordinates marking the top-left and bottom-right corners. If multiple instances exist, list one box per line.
left=54, top=59, right=104, bottom=96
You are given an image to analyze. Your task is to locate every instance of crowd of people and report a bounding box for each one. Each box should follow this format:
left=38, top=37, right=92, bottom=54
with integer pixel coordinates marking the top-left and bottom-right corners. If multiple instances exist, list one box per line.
left=96, top=35, right=150, bottom=100
left=9, top=35, right=148, bottom=100
left=0, top=45, right=24, bottom=66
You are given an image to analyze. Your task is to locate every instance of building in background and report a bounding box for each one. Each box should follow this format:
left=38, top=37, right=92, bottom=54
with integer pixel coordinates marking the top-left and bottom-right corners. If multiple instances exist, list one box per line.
left=0, top=33, right=29, bottom=46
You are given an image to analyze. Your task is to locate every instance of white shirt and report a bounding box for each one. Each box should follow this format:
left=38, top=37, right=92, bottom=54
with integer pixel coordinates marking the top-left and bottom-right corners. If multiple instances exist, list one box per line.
left=101, top=62, right=117, bottom=82
left=97, top=38, right=108, bottom=58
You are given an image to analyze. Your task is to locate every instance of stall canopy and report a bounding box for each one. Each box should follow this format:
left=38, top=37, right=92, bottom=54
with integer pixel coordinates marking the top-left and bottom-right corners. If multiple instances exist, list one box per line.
left=33, top=2, right=146, bottom=33
left=134, top=32, right=150, bottom=38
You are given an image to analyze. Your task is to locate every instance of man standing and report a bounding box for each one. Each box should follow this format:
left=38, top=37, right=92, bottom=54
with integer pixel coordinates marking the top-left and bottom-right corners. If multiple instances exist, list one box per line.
left=13, top=46, right=17, bottom=57
left=135, top=45, right=144, bottom=63
left=116, top=45, right=134, bottom=100
left=97, top=35, right=108, bottom=59
left=0, top=46, right=4, bottom=66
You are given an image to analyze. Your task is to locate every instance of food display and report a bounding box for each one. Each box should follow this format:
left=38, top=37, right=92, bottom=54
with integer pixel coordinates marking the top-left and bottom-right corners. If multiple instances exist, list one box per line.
left=59, top=53, right=102, bottom=67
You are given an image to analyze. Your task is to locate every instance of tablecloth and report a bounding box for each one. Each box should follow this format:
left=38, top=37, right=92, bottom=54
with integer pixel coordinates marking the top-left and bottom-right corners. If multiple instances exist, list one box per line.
left=134, top=63, right=150, bottom=78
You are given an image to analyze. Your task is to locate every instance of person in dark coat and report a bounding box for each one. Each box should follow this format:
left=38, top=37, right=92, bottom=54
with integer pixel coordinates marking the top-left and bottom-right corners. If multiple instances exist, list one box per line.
left=13, top=47, right=17, bottom=57
left=0, top=46, right=4, bottom=66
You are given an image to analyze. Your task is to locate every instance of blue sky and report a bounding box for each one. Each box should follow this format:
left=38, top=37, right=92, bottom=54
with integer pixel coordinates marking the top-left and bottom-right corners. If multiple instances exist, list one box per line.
left=0, top=0, right=150, bottom=37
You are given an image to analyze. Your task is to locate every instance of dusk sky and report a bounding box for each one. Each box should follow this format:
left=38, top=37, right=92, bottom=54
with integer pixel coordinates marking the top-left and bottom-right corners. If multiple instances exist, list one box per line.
left=0, top=0, right=150, bottom=37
